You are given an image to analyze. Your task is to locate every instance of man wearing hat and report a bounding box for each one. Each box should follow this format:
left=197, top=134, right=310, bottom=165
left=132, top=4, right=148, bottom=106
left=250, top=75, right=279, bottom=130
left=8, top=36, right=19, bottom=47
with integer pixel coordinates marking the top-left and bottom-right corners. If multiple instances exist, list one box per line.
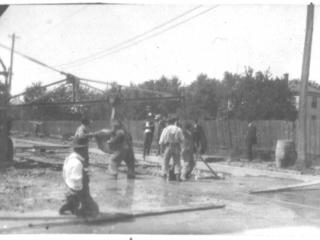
left=108, top=119, right=135, bottom=179
left=159, top=116, right=184, bottom=181
left=59, top=138, right=99, bottom=216
left=59, top=138, right=88, bottom=215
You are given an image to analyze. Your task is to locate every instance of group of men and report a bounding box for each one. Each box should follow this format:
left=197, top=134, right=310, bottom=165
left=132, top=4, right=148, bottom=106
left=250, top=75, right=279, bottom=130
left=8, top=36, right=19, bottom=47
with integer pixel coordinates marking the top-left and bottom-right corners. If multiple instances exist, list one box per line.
left=158, top=117, right=207, bottom=181
left=59, top=117, right=135, bottom=217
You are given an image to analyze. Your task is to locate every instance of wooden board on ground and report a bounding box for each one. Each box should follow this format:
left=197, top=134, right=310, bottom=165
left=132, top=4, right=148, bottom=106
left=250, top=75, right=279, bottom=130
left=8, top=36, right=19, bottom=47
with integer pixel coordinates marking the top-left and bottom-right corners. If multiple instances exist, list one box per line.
left=0, top=202, right=225, bottom=233
left=250, top=180, right=320, bottom=194
left=15, top=145, right=71, bottom=150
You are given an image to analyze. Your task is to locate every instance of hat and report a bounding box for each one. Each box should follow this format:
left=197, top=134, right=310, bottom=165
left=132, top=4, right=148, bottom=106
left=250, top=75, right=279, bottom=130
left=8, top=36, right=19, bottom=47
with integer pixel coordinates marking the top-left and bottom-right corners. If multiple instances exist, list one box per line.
left=70, top=137, right=87, bottom=149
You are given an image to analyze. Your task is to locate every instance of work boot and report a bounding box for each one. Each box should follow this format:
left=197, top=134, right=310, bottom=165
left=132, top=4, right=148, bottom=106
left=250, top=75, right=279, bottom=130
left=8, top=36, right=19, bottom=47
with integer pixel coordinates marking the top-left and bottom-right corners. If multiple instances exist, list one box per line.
left=59, top=204, right=70, bottom=215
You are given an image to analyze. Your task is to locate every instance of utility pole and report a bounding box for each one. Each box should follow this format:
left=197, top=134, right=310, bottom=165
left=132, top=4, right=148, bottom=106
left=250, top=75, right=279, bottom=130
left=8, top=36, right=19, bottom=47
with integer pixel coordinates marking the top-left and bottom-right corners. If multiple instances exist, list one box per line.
left=0, top=33, right=18, bottom=164
left=8, top=33, right=18, bottom=93
left=297, top=3, right=314, bottom=169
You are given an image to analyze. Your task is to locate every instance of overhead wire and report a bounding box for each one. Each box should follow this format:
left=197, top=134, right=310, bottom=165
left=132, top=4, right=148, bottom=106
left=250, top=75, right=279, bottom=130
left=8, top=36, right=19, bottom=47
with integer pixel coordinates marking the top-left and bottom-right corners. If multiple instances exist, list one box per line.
left=0, top=5, right=206, bottom=75
left=80, top=77, right=174, bottom=97
left=58, top=5, right=219, bottom=69
left=0, top=5, right=219, bottom=98
left=0, top=42, right=178, bottom=98
left=0, top=42, right=64, bottom=74
left=56, top=5, right=203, bottom=68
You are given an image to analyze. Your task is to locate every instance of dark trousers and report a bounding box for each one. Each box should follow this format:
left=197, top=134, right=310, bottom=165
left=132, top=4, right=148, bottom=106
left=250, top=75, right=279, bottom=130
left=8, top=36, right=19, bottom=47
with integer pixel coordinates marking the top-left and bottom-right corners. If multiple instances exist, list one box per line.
left=143, top=132, right=153, bottom=157
left=247, top=143, right=253, bottom=161
left=60, top=187, right=82, bottom=215
left=109, top=147, right=135, bottom=178
left=78, top=171, right=99, bottom=217
left=83, top=147, right=89, bottom=167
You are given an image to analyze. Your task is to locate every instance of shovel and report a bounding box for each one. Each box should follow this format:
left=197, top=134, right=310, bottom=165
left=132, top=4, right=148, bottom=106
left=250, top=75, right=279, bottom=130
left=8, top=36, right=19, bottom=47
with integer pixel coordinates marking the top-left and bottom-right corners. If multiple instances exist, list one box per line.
left=196, top=154, right=222, bottom=179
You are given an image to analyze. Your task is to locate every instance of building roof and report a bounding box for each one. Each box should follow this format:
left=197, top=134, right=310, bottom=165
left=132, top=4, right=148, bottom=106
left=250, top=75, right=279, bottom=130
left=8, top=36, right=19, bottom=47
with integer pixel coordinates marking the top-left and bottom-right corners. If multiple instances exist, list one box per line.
left=289, top=80, right=320, bottom=97
left=0, top=5, right=8, bottom=18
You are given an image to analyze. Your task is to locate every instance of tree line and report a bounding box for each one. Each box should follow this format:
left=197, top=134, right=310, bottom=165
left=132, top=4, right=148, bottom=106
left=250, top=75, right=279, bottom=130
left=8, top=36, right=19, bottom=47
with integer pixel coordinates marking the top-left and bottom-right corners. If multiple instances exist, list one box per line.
left=9, top=67, right=298, bottom=121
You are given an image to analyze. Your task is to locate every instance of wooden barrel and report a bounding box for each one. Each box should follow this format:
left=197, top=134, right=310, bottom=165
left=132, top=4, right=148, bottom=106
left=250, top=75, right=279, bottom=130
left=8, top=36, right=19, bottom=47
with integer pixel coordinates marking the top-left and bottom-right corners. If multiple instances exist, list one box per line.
left=94, top=129, right=112, bottom=153
left=275, top=140, right=296, bottom=168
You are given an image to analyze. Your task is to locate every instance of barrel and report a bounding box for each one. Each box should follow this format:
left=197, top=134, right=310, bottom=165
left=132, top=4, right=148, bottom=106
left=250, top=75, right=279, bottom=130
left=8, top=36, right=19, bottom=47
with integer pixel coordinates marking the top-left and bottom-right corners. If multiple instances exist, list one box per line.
left=275, top=140, right=297, bottom=168
left=94, top=129, right=112, bottom=153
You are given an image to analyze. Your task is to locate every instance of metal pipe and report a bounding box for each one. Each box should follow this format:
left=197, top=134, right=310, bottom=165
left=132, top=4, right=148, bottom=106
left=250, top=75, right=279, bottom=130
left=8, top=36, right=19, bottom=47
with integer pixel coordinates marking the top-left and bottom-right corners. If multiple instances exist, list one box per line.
left=9, top=79, right=67, bottom=100
left=4, top=96, right=183, bottom=109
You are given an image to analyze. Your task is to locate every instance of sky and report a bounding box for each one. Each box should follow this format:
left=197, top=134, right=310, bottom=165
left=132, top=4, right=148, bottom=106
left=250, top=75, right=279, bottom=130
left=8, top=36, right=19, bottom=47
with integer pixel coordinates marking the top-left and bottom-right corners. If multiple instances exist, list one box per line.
left=0, top=3, right=319, bottom=94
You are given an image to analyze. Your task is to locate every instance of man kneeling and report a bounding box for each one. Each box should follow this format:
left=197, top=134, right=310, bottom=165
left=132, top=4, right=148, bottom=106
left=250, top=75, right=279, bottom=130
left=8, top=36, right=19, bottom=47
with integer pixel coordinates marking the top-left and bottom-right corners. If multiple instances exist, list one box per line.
left=59, top=139, right=87, bottom=215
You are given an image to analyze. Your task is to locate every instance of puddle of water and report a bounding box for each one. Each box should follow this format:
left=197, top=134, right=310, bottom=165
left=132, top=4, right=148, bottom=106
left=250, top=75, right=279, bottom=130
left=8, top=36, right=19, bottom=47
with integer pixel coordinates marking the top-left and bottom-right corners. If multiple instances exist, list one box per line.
left=92, top=176, right=217, bottom=213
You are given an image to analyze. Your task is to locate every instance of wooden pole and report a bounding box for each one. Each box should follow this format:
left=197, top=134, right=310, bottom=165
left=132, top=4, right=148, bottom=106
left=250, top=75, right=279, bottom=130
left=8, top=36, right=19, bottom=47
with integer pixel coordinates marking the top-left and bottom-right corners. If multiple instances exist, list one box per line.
left=297, top=3, right=314, bottom=169
left=8, top=33, right=16, bottom=93
left=0, top=34, right=16, bottom=164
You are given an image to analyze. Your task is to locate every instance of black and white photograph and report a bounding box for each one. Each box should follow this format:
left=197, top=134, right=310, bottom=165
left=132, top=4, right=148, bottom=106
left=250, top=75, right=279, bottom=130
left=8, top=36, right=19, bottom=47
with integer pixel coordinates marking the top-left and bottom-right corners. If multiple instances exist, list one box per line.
left=0, top=0, right=320, bottom=237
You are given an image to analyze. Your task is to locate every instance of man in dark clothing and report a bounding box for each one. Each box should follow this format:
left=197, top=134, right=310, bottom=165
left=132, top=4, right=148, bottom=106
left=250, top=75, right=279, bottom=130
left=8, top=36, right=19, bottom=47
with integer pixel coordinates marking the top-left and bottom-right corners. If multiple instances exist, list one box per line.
left=73, top=117, right=99, bottom=216
left=154, top=114, right=166, bottom=155
left=74, top=117, right=91, bottom=167
left=108, top=120, right=135, bottom=179
left=192, top=119, right=207, bottom=155
left=246, top=121, right=257, bottom=161
left=181, top=122, right=195, bottom=181
left=143, top=113, right=155, bottom=160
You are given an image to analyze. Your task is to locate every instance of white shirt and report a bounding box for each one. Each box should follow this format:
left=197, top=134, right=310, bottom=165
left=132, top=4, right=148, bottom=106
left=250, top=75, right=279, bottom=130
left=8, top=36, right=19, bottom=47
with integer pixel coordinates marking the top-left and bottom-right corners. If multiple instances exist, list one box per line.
left=159, top=125, right=184, bottom=145
left=63, top=152, right=84, bottom=191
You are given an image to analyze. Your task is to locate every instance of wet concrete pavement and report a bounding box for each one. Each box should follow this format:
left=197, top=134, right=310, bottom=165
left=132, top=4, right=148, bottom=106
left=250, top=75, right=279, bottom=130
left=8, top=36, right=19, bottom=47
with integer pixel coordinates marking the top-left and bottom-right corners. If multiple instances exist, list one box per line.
left=3, top=167, right=320, bottom=234
left=5, top=138, right=320, bottom=234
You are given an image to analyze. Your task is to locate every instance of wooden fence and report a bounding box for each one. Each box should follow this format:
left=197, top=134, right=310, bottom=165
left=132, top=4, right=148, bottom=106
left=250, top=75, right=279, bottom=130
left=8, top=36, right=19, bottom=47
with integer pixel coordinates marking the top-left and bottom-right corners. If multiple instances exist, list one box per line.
left=11, top=119, right=320, bottom=156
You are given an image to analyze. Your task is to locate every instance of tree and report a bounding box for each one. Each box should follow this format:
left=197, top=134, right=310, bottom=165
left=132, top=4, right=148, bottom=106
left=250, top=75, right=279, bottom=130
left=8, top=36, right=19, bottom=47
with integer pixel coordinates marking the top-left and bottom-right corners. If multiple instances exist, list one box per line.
left=224, top=69, right=297, bottom=121
left=185, top=73, right=221, bottom=119
left=120, top=75, right=183, bottom=120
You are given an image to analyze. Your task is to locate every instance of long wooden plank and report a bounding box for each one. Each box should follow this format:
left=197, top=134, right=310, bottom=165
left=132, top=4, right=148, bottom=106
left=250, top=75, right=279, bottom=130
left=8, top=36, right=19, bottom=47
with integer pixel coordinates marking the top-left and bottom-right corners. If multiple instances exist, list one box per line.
left=250, top=180, right=320, bottom=194
left=0, top=202, right=225, bottom=233
left=15, top=145, right=70, bottom=150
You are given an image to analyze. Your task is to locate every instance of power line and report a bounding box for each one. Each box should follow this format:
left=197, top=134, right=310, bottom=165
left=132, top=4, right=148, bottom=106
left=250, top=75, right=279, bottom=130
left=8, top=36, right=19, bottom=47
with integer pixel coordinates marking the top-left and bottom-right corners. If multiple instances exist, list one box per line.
left=0, top=42, right=176, bottom=98
left=56, top=5, right=203, bottom=68
left=0, top=6, right=217, bottom=74
left=0, top=42, right=64, bottom=74
left=0, top=42, right=177, bottom=98
left=0, top=5, right=219, bottom=98
left=59, top=5, right=219, bottom=69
